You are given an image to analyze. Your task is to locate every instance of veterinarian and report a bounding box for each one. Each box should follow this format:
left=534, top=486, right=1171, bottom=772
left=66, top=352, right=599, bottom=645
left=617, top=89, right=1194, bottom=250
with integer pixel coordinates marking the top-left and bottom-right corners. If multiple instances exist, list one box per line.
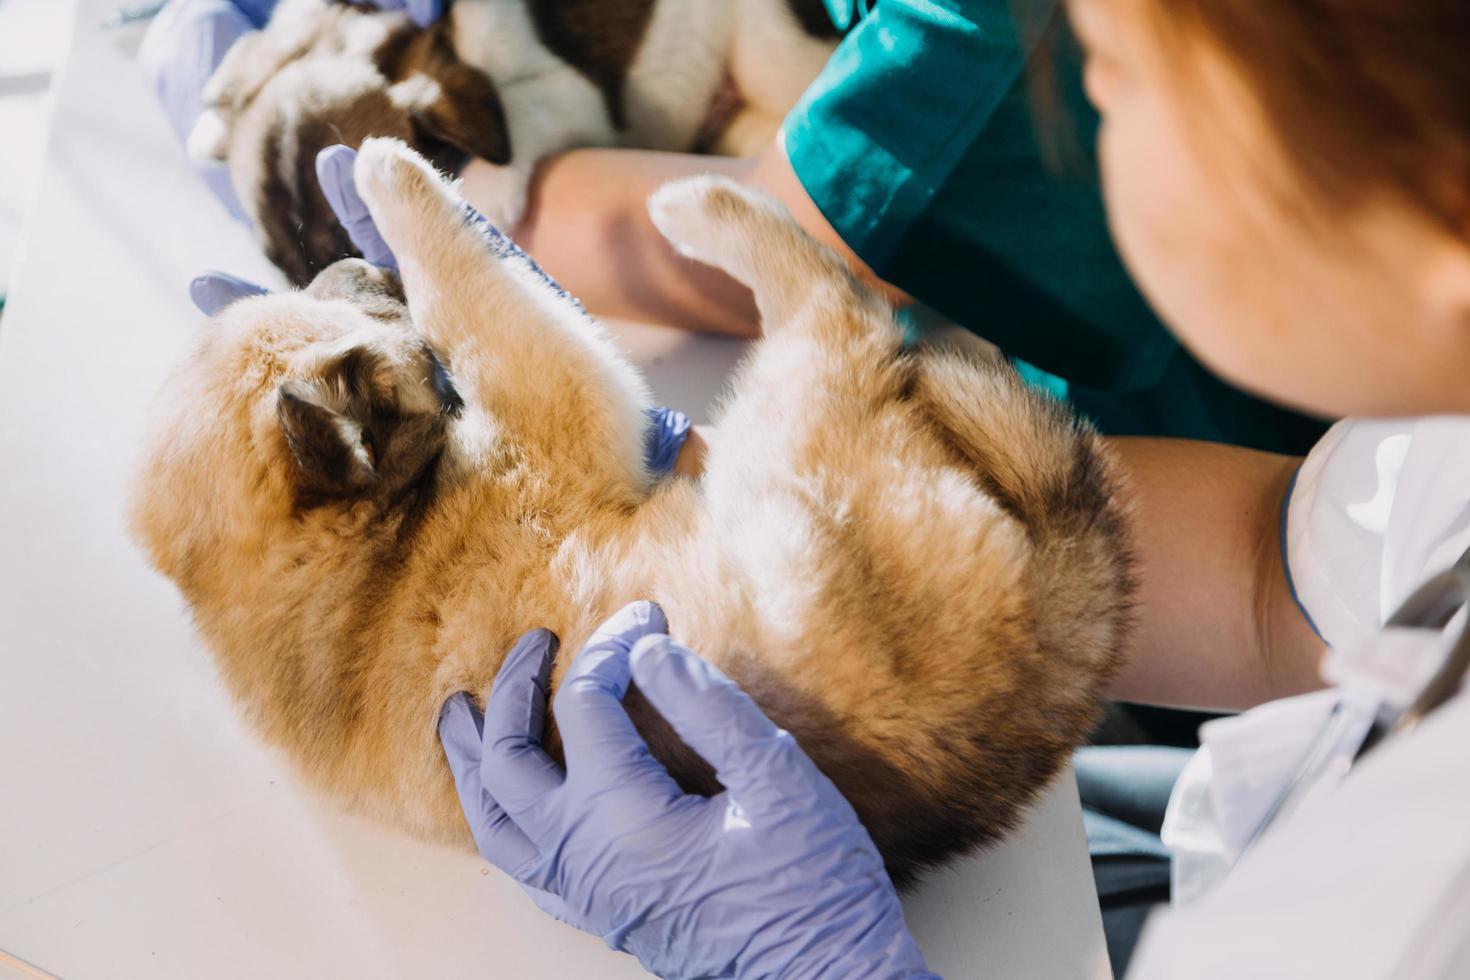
left=429, top=0, right=1469, bottom=976
left=143, top=0, right=1323, bottom=459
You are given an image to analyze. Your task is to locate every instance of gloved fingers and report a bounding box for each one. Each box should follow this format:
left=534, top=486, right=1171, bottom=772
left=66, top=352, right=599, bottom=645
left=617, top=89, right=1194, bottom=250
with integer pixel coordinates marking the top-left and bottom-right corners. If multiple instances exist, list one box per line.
left=406, top=0, right=446, bottom=27
left=553, top=603, right=684, bottom=798
left=438, top=693, right=544, bottom=876
left=316, top=145, right=398, bottom=271
left=580, top=600, right=669, bottom=658
left=191, top=271, right=270, bottom=316
left=139, top=1, right=257, bottom=221
left=479, top=629, right=567, bottom=825
left=230, top=0, right=276, bottom=28
left=362, top=0, right=443, bottom=27
left=642, top=406, right=693, bottom=477
left=140, top=0, right=255, bottom=143
left=630, top=635, right=829, bottom=816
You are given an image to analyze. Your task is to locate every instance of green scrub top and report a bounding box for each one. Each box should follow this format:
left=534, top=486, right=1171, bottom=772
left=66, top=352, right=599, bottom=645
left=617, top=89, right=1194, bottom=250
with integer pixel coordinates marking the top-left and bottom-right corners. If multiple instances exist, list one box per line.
left=782, top=0, right=1326, bottom=453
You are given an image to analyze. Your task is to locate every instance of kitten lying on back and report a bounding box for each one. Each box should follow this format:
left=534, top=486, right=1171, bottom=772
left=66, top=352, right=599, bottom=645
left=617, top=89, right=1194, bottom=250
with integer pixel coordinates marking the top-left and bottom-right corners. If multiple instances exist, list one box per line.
left=131, top=139, right=1132, bottom=886
left=188, top=0, right=839, bottom=285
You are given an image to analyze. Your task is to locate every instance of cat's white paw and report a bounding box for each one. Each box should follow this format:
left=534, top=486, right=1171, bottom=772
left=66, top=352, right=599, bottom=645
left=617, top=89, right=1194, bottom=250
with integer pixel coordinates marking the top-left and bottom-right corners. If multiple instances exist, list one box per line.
left=648, top=176, right=739, bottom=264
left=355, top=137, right=440, bottom=211
left=353, top=137, right=466, bottom=257
left=648, top=175, right=791, bottom=274
left=187, top=109, right=230, bottom=163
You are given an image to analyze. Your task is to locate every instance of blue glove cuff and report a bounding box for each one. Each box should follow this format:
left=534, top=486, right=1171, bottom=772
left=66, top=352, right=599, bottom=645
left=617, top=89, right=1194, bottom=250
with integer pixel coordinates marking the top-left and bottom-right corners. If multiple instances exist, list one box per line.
left=642, top=406, right=692, bottom=477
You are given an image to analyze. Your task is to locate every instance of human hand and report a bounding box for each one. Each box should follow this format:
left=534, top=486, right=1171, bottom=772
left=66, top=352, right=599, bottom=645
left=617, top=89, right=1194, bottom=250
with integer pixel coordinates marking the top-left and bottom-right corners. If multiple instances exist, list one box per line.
left=437, top=602, right=936, bottom=980
left=189, top=270, right=269, bottom=315
left=140, top=0, right=270, bottom=219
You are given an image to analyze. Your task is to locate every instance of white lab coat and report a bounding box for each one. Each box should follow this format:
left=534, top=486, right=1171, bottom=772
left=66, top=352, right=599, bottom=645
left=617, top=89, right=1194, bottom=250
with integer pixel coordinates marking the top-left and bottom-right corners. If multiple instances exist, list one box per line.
left=1129, top=418, right=1470, bottom=979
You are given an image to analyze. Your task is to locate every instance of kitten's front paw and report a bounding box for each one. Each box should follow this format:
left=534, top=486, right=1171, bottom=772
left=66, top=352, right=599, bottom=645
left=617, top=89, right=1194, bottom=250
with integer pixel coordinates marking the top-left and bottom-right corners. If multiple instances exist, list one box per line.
left=355, top=138, right=447, bottom=212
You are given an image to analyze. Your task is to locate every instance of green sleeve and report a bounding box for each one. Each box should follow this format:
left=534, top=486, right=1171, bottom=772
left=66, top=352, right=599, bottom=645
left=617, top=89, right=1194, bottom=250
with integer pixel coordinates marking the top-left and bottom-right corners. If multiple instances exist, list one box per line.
left=782, top=0, right=1325, bottom=451
left=782, top=0, right=1171, bottom=391
left=782, top=0, right=1054, bottom=272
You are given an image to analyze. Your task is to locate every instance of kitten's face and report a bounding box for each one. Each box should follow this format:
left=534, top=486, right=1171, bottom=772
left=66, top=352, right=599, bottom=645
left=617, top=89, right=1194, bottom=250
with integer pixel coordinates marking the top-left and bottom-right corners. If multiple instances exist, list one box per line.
left=132, top=259, right=463, bottom=587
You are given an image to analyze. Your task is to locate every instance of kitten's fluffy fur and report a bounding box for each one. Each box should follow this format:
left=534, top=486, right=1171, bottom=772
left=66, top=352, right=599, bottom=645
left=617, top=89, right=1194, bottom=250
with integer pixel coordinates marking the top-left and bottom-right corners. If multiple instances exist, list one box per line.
left=131, top=139, right=1132, bottom=885
left=190, top=0, right=837, bottom=284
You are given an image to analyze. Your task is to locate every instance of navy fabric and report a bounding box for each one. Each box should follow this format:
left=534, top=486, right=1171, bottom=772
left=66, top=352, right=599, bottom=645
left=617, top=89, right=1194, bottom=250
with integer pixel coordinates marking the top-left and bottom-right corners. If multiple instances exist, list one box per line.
left=226, top=0, right=275, bottom=29
left=1077, top=746, right=1191, bottom=977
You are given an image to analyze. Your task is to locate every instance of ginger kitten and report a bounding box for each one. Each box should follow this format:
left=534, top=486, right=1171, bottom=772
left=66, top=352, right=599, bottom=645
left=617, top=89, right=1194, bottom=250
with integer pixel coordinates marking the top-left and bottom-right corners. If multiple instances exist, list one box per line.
left=131, top=139, right=1132, bottom=886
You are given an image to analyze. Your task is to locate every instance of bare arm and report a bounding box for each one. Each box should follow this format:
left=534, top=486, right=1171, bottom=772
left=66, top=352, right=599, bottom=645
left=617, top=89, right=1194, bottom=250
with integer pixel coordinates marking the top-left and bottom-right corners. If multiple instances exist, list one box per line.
left=461, top=139, right=909, bottom=337
left=1109, top=437, right=1326, bottom=711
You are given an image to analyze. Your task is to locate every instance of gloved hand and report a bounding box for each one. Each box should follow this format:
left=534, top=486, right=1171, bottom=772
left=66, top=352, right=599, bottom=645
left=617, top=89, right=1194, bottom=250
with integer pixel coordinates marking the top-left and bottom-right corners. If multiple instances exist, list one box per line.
left=140, top=0, right=265, bottom=219
left=140, top=0, right=447, bottom=219
left=438, top=602, right=937, bottom=980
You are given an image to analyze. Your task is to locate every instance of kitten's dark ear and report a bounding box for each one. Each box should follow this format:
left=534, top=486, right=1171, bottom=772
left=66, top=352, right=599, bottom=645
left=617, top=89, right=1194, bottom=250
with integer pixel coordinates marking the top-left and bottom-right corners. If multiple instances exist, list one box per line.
left=277, top=343, right=461, bottom=505
left=277, top=380, right=377, bottom=497
left=399, top=30, right=512, bottom=167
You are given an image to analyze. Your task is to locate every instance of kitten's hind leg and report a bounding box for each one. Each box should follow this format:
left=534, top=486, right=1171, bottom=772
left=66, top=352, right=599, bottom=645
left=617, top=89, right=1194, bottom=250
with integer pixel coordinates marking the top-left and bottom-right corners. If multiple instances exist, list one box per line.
left=648, top=176, right=886, bottom=334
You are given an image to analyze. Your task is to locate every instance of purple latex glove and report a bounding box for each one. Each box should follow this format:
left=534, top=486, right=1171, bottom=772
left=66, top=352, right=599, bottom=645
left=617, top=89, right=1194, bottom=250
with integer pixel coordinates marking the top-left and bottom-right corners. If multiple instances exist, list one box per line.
left=315, top=144, right=400, bottom=271
left=317, top=144, right=692, bottom=476
left=183, top=143, right=419, bottom=313
left=190, top=271, right=269, bottom=315
left=438, top=602, right=937, bottom=980
left=368, top=0, right=446, bottom=27
left=140, top=0, right=263, bottom=220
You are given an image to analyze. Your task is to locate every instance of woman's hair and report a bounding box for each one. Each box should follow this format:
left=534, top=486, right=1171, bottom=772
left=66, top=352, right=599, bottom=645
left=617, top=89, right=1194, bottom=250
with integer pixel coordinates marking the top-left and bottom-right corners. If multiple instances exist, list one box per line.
left=1146, top=1, right=1470, bottom=236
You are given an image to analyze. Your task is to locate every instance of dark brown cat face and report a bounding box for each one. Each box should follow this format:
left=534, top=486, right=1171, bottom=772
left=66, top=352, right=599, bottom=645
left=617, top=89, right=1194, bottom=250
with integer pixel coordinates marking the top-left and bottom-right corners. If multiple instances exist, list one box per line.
left=193, top=10, right=510, bottom=286
left=276, top=259, right=464, bottom=507
left=197, top=258, right=461, bottom=510
left=131, top=254, right=467, bottom=599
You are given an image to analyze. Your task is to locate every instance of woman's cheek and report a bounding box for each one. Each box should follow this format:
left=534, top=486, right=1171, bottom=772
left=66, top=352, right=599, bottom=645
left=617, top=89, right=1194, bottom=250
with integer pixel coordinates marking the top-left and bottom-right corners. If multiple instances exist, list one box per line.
left=1098, top=129, right=1247, bottom=394
left=1097, top=120, right=1176, bottom=316
left=1082, top=57, right=1121, bottom=112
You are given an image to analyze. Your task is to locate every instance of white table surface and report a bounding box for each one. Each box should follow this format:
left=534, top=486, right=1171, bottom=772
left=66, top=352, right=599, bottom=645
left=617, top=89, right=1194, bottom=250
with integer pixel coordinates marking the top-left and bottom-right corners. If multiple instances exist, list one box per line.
left=0, top=4, right=1111, bottom=977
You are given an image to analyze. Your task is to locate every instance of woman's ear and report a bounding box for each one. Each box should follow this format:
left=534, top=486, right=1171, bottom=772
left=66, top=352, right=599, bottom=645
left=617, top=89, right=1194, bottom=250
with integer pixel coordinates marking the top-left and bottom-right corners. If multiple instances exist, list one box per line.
left=1420, top=232, right=1470, bottom=340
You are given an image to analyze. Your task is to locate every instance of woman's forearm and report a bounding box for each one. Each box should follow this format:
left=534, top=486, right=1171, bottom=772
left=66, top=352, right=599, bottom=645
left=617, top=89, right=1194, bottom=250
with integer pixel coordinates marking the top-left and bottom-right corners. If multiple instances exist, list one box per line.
left=1107, top=437, right=1326, bottom=711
